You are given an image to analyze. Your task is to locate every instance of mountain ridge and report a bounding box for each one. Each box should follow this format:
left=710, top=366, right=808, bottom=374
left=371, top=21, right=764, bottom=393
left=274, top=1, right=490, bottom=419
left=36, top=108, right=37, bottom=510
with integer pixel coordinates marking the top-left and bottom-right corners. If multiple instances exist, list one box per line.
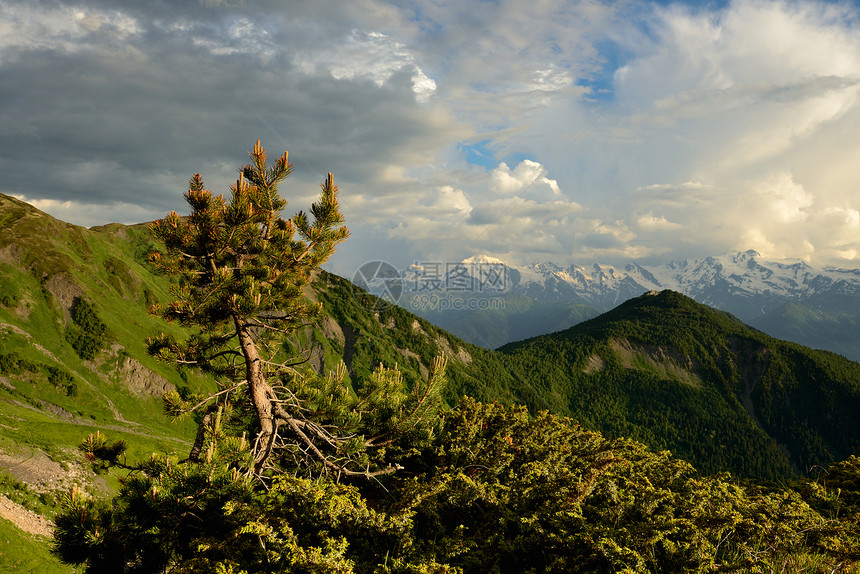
left=401, top=250, right=860, bottom=357
left=438, top=249, right=860, bottom=316
left=498, top=289, right=860, bottom=478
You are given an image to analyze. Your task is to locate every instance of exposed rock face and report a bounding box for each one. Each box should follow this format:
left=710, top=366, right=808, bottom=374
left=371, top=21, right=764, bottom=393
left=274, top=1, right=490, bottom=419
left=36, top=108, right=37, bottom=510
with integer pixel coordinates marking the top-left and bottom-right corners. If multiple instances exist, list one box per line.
left=609, top=338, right=702, bottom=388
left=411, top=319, right=426, bottom=335
left=434, top=335, right=472, bottom=365
left=117, top=356, right=174, bottom=397
left=321, top=315, right=345, bottom=346
left=583, top=354, right=606, bottom=373
left=0, top=449, right=102, bottom=538
left=38, top=400, right=76, bottom=420
left=0, top=495, right=54, bottom=538
left=44, top=272, right=85, bottom=325
left=0, top=243, right=18, bottom=265
left=0, top=450, right=75, bottom=493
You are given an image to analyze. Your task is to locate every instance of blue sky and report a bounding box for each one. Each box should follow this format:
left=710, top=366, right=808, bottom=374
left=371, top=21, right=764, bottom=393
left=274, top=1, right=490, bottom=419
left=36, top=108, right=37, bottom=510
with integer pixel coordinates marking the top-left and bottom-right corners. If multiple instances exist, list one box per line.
left=2, top=0, right=860, bottom=275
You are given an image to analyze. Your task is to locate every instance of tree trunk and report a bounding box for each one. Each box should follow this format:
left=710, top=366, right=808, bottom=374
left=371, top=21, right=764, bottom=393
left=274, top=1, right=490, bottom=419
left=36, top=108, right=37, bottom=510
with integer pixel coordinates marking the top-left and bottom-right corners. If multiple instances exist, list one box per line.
left=234, top=315, right=277, bottom=473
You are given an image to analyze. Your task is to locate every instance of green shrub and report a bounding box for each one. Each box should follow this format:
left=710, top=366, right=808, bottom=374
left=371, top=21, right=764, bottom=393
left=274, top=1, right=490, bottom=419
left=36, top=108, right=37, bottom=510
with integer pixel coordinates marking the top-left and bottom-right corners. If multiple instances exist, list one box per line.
left=0, top=352, right=40, bottom=375
left=65, top=297, right=108, bottom=360
left=0, top=274, right=20, bottom=307
left=44, top=365, right=78, bottom=396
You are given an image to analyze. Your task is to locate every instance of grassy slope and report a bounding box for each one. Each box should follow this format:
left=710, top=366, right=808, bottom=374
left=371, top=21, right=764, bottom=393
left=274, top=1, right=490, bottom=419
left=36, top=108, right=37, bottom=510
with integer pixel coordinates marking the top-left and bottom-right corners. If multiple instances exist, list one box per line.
left=0, top=518, right=72, bottom=574
left=0, top=195, right=212, bottom=516
left=0, top=194, right=526, bottom=536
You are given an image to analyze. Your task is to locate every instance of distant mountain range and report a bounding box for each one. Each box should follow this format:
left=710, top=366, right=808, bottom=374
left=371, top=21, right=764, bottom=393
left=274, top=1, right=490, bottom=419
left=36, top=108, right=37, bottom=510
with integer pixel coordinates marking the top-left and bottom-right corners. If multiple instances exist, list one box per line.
left=401, top=251, right=860, bottom=359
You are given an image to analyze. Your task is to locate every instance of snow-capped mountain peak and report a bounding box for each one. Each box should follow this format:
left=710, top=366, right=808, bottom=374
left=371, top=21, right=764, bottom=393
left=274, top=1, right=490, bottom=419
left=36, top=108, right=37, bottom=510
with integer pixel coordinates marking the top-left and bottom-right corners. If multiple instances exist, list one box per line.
left=460, top=254, right=507, bottom=266
left=411, top=251, right=860, bottom=320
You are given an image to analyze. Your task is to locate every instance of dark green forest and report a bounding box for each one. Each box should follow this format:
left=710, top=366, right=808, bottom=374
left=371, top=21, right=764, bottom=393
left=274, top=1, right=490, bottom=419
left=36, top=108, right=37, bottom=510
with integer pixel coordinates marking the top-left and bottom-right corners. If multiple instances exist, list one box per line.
left=319, top=277, right=860, bottom=482
left=498, top=290, right=860, bottom=480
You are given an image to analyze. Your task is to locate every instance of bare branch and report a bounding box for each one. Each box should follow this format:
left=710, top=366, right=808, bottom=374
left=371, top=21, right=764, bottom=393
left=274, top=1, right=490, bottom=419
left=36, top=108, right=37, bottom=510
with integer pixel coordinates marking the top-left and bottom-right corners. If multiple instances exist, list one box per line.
left=184, top=380, right=248, bottom=414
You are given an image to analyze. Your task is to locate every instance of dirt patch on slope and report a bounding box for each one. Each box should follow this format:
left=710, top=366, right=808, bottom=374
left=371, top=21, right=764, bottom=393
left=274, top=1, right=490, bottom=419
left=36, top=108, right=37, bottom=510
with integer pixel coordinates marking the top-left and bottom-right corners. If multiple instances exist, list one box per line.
left=0, top=450, right=91, bottom=494
left=0, top=244, right=18, bottom=265
left=321, top=316, right=345, bottom=346
left=0, top=496, right=54, bottom=538
left=44, top=272, right=84, bottom=313
left=116, top=356, right=174, bottom=397
left=411, top=319, right=427, bottom=336
left=432, top=332, right=472, bottom=365
left=397, top=347, right=430, bottom=379
left=610, top=338, right=702, bottom=388
left=583, top=354, right=606, bottom=373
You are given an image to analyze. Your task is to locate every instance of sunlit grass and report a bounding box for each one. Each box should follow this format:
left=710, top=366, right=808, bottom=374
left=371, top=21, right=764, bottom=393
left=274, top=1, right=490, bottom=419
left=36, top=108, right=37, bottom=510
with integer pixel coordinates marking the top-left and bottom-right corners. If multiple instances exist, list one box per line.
left=0, top=518, right=72, bottom=574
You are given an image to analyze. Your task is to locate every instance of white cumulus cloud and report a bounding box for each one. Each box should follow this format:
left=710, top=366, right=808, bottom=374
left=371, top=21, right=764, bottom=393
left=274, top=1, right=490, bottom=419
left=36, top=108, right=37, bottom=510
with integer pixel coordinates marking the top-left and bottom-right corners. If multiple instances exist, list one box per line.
left=296, top=30, right=437, bottom=102
left=491, top=160, right=561, bottom=196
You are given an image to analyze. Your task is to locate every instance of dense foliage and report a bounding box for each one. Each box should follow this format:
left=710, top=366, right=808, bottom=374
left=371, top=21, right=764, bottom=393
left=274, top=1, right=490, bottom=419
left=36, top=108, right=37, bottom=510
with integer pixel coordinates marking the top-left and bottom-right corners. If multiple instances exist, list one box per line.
left=65, top=296, right=109, bottom=360
left=396, top=399, right=860, bottom=572
left=54, top=398, right=860, bottom=573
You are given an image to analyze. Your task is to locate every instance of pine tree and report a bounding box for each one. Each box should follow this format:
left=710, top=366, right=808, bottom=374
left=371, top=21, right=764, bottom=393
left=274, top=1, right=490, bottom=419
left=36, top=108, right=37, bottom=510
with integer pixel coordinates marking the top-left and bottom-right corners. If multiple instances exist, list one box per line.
left=52, top=142, right=450, bottom=573
left=146, top=141, right=443, bottom=477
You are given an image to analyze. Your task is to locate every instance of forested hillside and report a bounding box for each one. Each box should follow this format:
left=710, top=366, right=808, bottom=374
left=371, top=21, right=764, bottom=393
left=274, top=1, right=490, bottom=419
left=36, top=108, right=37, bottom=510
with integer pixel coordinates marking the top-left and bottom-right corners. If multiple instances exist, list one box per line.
left=309, top=271, right=523, bottom=407
left=500, top=290, right=860, bottom=479
left=3, top=190, right=860, bottom=572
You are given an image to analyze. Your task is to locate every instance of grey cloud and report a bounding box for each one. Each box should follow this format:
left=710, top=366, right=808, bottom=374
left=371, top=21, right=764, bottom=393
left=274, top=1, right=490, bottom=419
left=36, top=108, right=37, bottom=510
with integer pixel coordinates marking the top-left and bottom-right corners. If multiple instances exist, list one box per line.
left=0, top=1, right=459, bottom=220
left=580, top=231, right=625, bottom=250
left=765, top=75, right=860, bottom=103
left=3, top=0, right=860, bottom=270
left=466, top=206, right=499, bottom=226
left=466, top=198, right=581, bottom=227
left=652, top=75, right=860, bottom=120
